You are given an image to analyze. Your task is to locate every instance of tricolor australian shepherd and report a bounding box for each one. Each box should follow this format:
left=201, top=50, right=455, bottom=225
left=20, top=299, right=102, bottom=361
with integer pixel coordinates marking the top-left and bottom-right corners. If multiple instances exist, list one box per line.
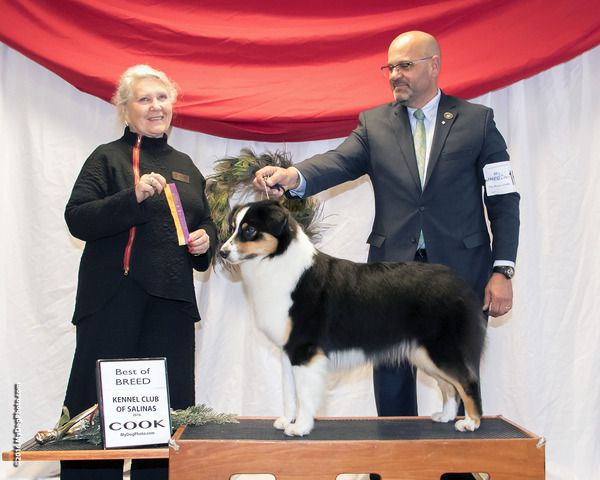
left=220, top=200, right=485, bottom=436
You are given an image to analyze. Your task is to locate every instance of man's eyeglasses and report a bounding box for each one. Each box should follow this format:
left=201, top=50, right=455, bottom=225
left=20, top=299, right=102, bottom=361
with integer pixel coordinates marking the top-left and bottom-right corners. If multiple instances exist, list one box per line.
left=380, top=56, right=433, bottom=77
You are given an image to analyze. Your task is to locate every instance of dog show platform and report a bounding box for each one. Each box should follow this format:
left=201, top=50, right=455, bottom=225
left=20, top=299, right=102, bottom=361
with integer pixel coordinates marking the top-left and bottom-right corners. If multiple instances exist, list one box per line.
left=169, top=416, right=545, bottom=479
left=4, top=416, right=545, bottom=479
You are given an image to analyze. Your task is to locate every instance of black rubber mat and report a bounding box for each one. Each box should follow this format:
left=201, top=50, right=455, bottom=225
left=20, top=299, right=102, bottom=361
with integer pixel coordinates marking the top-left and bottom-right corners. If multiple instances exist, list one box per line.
left=20, top=417, right=530, bottom=452
left=181, top=418, right=530, bottom=441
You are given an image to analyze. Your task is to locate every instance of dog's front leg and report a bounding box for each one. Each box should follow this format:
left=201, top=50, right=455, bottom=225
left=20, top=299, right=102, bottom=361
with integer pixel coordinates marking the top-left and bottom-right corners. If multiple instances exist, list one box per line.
left=284, top=352, right=329, bottom=437
left=274, top=351, right=296, bottom=431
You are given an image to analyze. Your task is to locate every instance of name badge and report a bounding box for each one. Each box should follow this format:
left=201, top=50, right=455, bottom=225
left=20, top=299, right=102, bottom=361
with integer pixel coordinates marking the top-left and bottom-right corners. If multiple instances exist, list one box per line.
left=483, top=161, right=517, bottom=196
left=172, top=171, right=190, bottom=183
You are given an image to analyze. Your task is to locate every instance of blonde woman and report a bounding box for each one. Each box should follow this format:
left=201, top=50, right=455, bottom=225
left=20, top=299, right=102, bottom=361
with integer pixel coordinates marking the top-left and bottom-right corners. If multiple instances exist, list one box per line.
left=61, top=65, right=216, bottom=480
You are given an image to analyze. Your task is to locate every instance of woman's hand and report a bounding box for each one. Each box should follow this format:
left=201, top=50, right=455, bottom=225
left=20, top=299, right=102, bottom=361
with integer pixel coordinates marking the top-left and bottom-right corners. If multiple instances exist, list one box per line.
left=188, top=229, right=210, bottom=256
left=135, top=172, right=167, bottom=203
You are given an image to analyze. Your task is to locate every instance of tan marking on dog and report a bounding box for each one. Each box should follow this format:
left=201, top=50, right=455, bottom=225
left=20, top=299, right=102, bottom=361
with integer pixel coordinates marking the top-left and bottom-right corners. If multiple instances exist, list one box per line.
left=236, top=231, right=278, bottom=257
left=306, top=348, right=327, bottom=366
left=281, top=317, right=293, bottom=345
left=411, top=347, right=481, bottom=425
left=452, top=383, right=481, bottom=427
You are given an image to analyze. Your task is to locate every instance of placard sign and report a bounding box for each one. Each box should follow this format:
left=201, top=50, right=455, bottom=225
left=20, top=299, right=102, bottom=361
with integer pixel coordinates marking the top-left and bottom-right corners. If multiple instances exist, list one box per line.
left=96, top=358, right=171, bottom=449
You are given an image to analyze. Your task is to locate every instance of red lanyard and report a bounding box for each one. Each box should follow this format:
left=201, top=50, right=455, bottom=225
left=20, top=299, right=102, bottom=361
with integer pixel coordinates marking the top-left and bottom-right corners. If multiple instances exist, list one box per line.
left=123, top=135, right=142, bottom=275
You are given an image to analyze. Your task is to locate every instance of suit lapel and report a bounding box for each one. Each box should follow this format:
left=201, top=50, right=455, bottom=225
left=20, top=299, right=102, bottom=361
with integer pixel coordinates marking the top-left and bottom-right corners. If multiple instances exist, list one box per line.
left=425, top=93, right=457, bottom=190
left=391, top=103, right=422, bottom=190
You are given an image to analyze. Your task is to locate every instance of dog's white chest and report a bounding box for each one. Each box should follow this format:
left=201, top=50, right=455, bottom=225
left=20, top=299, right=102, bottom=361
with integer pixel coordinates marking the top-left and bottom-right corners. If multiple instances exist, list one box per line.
left=239, top=239, right=315, bottom=347
left=241, top=266, right=297, bottom=346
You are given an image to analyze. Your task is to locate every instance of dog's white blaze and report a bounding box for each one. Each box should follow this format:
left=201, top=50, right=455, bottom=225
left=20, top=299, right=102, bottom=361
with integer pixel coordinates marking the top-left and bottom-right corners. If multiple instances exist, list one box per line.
left=329, top=349, right=368, bottom=370
left=220, top=207, right=250, bottom=262
left=234, top=206, right=249, bottom=230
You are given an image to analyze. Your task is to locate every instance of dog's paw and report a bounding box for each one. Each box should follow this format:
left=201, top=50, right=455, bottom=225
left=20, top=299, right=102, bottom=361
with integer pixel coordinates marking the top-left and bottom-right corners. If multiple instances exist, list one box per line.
left=284, top=419, right=314, bottom=437
left=273, top=416, right=293, bottom=430
left=454, top=417, right=479, bottom=432
left=432, top=411, right=455, bottom=423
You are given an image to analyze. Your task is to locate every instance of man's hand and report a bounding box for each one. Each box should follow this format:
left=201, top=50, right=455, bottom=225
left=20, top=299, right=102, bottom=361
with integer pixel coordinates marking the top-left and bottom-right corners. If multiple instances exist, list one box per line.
left=483, top=273, right=513, bottom=317
left=253, top=166, right=300, bottom=198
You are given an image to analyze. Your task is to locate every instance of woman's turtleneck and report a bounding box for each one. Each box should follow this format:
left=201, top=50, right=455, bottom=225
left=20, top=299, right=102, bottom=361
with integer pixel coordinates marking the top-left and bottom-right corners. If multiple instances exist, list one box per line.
left=122, top=126, right=169, bottom=150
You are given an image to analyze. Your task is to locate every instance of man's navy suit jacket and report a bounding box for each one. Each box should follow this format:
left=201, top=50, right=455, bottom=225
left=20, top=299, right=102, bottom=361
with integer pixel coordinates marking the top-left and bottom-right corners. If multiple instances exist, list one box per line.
left=296, top=92, right=520, bottom=298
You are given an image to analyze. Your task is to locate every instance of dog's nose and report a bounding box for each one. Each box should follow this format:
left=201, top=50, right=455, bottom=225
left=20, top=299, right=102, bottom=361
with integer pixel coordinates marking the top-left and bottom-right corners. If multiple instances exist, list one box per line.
left=219, top=248, right=229, bottom=259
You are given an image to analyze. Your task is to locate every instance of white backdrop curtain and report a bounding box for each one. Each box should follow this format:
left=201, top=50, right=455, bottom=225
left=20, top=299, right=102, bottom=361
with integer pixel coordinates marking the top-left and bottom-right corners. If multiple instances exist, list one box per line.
left=1, top=43, right=599, bottom=479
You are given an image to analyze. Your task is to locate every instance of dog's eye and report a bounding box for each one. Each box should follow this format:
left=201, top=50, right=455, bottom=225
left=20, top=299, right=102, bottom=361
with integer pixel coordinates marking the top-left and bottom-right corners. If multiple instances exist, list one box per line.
left=242, top=225, right=257, bottom=241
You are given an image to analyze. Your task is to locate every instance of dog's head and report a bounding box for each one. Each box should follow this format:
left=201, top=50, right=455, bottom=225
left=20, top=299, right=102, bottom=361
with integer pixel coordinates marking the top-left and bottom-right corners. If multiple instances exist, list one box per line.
left=219, top=200, right=296, bottom=264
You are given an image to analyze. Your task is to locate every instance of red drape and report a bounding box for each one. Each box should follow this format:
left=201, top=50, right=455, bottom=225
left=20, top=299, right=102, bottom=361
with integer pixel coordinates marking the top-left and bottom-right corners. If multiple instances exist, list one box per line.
left=2, top=0, right=599, bottom=141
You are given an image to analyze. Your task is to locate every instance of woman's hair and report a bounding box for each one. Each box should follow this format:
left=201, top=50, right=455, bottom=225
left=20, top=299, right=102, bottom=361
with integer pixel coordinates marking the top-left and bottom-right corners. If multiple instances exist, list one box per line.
left=112, top=65, right=179, bottom=119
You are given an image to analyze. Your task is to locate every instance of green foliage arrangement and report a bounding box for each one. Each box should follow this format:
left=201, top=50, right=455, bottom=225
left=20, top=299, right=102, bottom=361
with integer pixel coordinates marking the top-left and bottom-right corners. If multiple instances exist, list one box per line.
left=170, top=404, right=238, bottom=431
left=32, top=404, right=238, bottom=447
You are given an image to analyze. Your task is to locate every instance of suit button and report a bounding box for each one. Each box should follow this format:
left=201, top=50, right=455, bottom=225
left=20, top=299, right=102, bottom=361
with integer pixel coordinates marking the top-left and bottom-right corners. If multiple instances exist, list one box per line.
left=410, top=237, right=417, bottom=244
left=419, top=206, right=425, bottom=212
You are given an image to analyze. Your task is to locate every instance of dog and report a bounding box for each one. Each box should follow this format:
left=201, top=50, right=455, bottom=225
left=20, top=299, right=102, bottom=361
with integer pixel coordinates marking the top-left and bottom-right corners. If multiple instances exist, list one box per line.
left=220, top=200, right=486, bottom=436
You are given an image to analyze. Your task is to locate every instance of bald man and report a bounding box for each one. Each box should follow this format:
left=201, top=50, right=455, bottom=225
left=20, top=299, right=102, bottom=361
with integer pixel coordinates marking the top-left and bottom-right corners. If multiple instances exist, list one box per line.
left=255, top=31, right=519, bottom=426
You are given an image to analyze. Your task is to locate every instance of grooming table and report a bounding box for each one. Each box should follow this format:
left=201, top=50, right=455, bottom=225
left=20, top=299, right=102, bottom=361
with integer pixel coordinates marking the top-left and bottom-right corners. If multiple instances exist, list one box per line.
left=169, top=416, right=545, bottom=480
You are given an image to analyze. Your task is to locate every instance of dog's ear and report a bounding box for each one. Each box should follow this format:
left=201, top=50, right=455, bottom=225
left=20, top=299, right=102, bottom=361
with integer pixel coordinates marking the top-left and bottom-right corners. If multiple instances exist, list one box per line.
left=265, top=204, right=289, bottom=236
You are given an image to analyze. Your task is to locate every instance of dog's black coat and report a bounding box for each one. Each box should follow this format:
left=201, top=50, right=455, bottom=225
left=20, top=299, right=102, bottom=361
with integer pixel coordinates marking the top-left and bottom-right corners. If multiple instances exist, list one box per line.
left=288, top=255, right=484, bottom=369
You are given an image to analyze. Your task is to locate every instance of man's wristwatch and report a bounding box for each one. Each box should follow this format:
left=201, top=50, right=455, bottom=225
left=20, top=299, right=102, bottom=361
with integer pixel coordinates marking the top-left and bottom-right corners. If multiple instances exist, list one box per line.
left=493, top=265, right=515, bottom=280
